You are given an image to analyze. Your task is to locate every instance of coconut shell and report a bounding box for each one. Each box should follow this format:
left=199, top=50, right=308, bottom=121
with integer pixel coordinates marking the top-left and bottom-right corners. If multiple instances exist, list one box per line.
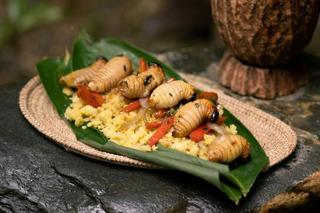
left=211, top=0, right=320, bottom=67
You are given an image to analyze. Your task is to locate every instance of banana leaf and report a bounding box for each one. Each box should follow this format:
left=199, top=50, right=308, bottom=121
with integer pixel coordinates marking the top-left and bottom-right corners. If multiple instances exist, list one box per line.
left=36, top=31, right=268, bottom=204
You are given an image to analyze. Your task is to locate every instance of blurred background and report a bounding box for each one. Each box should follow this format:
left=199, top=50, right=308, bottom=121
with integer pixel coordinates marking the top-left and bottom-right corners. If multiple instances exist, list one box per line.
left=0, top=0, right=319, bottom=85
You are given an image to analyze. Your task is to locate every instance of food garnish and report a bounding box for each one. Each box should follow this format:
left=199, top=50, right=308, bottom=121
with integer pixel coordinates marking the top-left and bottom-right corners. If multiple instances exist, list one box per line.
left=153, top=109, right=168, bottom=119
left=145, top=121, right=162, bottom=130
left=148, top=117, right=174, bottom=147
left=139, top=58, right=148, bottom=72
left=76, top=84, right=104, bottom=108
left=121, top=100, right=141, bottom=112
left=197, top=91, right=218, bottom=102
left=189, top=125, right=212, bottom=142
left=216, top=116, right=226, bottom=125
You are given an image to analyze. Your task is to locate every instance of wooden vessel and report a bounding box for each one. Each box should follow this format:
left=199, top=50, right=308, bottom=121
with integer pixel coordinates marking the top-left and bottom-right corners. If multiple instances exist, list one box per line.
left=211, top=0, right=320, bottom=99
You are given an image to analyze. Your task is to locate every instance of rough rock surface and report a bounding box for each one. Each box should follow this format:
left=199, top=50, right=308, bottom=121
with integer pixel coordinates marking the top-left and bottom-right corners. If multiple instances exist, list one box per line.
left=1, top=49, right=320, bottom=212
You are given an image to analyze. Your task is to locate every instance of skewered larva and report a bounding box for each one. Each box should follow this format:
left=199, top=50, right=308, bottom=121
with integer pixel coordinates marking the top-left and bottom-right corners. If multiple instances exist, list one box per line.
left=149, top=80, right=195, bottom=109
left=59, top=58, right=107, bottom=87
left=88, top=56, right=132, bottom=93
left=206, top=135, right=250, bottom=163
left=172, top=99, right=216, bottom=137
left=118, top=66, right=165, bottom=99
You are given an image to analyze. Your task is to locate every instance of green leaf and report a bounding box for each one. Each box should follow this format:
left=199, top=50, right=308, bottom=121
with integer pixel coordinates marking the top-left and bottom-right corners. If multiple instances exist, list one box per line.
left=36, top=31, right=269, bottom=204
left=72, top=31, right=181, bottom=80
left=75, top=134, right=243, bottom=203
left=69, top=123, right=107, bottom=145
left=156, top=145, right=229, bottom=175
left=224, top=110, right=269, bottom=196
left=36, top=58, right=71, bottom=116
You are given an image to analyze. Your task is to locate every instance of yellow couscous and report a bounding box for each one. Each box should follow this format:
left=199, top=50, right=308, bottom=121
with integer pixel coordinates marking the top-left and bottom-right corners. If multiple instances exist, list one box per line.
left=64, top=89, right=237, bottom=160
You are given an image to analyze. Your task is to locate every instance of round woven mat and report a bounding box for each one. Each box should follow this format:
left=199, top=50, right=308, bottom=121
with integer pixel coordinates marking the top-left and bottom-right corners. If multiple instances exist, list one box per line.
left=19, top=75, right=297, bottom=168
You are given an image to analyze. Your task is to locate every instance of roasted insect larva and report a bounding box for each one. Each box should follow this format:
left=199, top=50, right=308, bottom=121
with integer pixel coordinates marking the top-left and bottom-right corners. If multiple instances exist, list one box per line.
left=118, top=66, right=165, bottom=99
left=149, top=80, right=195, bottom=109
left=59, top=58, right=107, bottom=87
left=206, top=135, right=250, bottom=163
left=88, top=56, right=132, bottom=93
left=173, top=99, right=216, bottom=137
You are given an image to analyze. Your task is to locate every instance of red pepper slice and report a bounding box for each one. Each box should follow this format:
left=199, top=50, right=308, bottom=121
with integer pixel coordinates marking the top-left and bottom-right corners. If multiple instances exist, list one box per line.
left=216, top=116, right=226, bottom=125
left=189, top=125, right=212, bottom=142
left=148, top=117, right=174, bottom=147
left=153, top=109, right=167, bottom=119
left=197, top=92, right=218, bottom=101
left=122, top=100, right=141, bottom=112
left=77, top=85, right=104, bottom=108
left=139, top=58, right=148, bottom=72
left=145, top=121, right=162, bottom=130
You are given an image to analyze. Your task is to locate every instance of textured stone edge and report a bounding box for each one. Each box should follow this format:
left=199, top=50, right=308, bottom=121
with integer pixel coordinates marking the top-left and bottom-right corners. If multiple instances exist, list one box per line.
left=257, top=171, right=320, bottom=212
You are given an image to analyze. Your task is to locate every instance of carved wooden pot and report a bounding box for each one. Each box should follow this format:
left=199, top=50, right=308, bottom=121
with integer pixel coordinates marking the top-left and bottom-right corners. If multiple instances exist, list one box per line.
left=211, top=0, right=320, bottom=99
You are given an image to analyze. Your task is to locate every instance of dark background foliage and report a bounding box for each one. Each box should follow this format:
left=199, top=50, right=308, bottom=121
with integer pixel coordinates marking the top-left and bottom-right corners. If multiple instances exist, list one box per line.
left=0, top=0, right=319, bottom=85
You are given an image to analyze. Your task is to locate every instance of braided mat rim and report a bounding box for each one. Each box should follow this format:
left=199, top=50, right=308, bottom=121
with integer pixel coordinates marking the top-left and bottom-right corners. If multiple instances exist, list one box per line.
left=19, top=75, right=297, bottom=169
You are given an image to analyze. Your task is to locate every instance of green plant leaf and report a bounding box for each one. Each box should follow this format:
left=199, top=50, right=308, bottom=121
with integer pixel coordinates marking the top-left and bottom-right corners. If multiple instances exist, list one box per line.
left=36, top=31, right=269, bottom=204
left=37, top=58, right=71, bottom=116
left=223, top=109, right=269, bottom=196
left=72, top=31, right=181, bottom=80
left=75, top=133, right=243, bottom=203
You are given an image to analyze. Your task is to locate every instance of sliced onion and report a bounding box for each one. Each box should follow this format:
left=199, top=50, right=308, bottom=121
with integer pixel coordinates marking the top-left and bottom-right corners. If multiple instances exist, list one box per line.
left=206, top=122, right=227, bottom=135
left=167, top=78, right=175, bottom=83
left=213, top=134, right=227, bottom=144
left=139, top=97, right=149, bottom=109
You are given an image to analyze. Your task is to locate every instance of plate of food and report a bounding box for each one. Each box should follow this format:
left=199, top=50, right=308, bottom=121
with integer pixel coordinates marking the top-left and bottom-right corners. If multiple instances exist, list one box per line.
left=19, top=32, right=297, bottom=204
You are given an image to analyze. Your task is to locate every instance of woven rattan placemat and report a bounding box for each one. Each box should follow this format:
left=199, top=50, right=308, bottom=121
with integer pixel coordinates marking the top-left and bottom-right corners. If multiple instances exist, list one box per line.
left=19, top=74, right=297, bottom=168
